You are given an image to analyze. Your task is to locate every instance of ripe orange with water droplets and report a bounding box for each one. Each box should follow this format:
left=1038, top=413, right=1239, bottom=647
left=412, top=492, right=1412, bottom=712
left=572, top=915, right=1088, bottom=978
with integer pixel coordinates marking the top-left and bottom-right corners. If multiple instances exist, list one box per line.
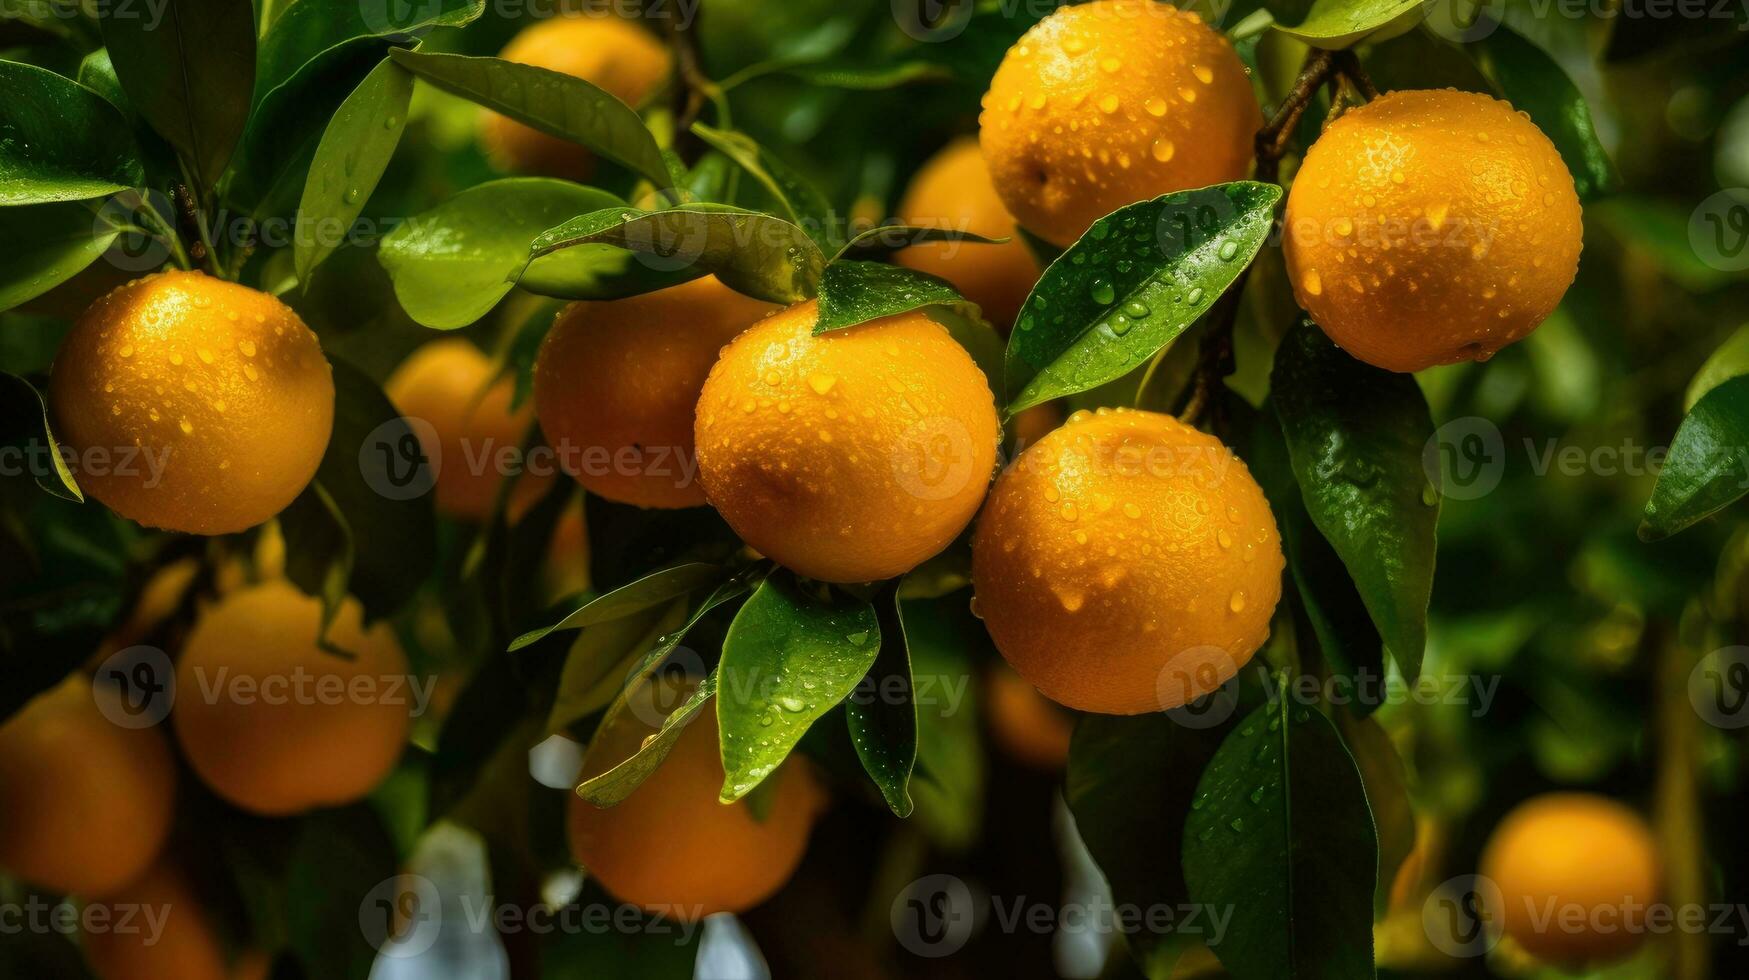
left=534, top=276, right=777, bottom=509
left=49, top=270, right=334, bottom=535
left=694, top=301, right=1000, bottom=583
left=980, top=0, right=1260, bottom=247
left=971, top=408, right=1283, bottom=715
left=895, top=138, right=1039, bottom=331
left=1283, top=89, right=1583, bottom=372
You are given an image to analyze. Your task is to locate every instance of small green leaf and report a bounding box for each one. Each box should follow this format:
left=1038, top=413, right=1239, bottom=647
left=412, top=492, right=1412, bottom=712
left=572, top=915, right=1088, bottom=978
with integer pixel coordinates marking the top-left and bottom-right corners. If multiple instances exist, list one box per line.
left=1274, top=0, right=1423, bottom=49
left=532, top=204, right=825, bottom=305
left=781, top=61, right=952, bottom=90
left=691, top=123, right=835, bottom=248
left=1641, top=375, right=1749, bottom=541
left=293, top=58, right=412, bottom=286
left=1005, top=182, right=1280, bottom=414
left=97, top=0, right=255, bottom=191
left=837, top=223, right=1010, bottom=260
left=0, top=60, right=143, bottom=204
left=545, top=603, right=683, bottom=735
left=377, top=178, right=629, bottom=329
left=388, top=48, right=673, bottom=192
left=814, top=260, right=966, bottom=334
left=577, top=673, right=717, bottom=806
left=1183, top=701, right=1377, bottom=980
left=717, top=574, right=881, bottom=802
left=0, top=200, right=120, bottom=313
left=510, top=562, right=729, bottom=651
left=1270, top=324, right=1438, bottom=681
left=0, top=370, right=82, bottom=501
left=228, top=43, right=386, bottom=220
left=1471, top=23, right=1617, bottom=199
left=1686, top=323, right=1749, bottom=412
left=845, top=587, right=916, bottom=817
left=254, top=0, right=483, bottom=99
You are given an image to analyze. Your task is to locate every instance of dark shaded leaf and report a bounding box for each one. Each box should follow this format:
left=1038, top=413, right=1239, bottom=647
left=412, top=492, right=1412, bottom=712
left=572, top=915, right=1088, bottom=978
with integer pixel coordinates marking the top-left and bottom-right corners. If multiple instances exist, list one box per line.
left=1641, top=374, right=1749, bottom=541
left=0, top=60, right=143, bottom=203
left=845, top=585, right=916, bottom=817
left=815, top=260, right=965, bottom=334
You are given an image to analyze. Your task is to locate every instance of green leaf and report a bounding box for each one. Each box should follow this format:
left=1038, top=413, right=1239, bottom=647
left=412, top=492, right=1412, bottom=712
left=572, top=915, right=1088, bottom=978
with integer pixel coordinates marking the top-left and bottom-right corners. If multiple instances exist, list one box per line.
left=0, top=60, right=143, bottom=204
left=1336, top=712, right=1415, bottom=913
left=716, top=573, right=881, bottom=802
left=782, top=61, right=952, bottom=90
left=1471, top=23, right=1617, bottom=199
left=1004, top=182, right=1280, bottom=414
left=532, top=204, right=824, bottom=305
left=293, top=58, right=411, bottom=286
left=577, top=672, right=717, bottom=807
left=376, top=178, right=629, bottom=329
left=279, top=358, right=437, bottom=623
left=845, top=586, right=916, bottom=817
left=814, top=260, right=965, bottom=334
left=1641, top=375, right=1749, bottom=541
left=546, top=602, right=683, bottom=735
left=0, top=200, right=120, bottom=312
left=1270, top=325, right=1439, bottom=680
left=387, top=48, right=673, bottom=192
left=1183, top=701, right=1377, bottom=980
left=690, top=122, right=835, bottom=248
left=254, top=0, right=482, bottom=99
left=0, top=370, right=81, bottom=501
left=1067, top=714, right=1232, bottom=976
left=510, top=562, right=729, bottom=651
left=837, top=223, right=1010, bottom=260
left=1274, top=0, right=1422, bottom=48
left=902, top=592, right=987, bottom=850
left=1686, top=323, right=1749, bottom=412
left=97, top=0, right=255, bottom=190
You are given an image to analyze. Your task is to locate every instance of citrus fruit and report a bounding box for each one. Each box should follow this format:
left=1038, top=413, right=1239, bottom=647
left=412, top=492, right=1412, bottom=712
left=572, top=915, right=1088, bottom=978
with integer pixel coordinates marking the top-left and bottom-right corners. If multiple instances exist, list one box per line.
left=1283, top=89, right=1583, bottom=372
left=385, top=338, right=549, bottom=521
left=542, top=494, right=591, bottom=602
left=985, top=663, right=1075, bottom=769
left=172, top=581, right=411, bottom=816
left=971, top=408, right=1283, bottom=714
left=534, top=276, right=777, bottom=509
left=895, top=138, right=1040, bottom=331
left=0, top=676, right=175, bottom=896
left=980, top=0, right=1261, bottom=247
left=81, top=860, right=230, bottom=980
left=1479, top=793, right=1660, bottom=965
left=693, top=301, right=1001, bottom=583
left=48, top=270, right=334, bottom=535
left=482, top=15, right=671, bottom=178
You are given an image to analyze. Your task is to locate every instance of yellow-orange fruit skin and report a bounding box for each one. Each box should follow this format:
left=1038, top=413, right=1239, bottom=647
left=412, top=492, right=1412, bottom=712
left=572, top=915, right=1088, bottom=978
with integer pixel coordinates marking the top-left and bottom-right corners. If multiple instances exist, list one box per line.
left=972, top=409, right=1283, bottom=715
left=0, top=677, right=175, bottom=896
left=693, top=301, right=1001, bottom=583
left=1283, top=89, right=1583, bottom=372
left=895, top=139, right=1039, bottom=331
left=568, top=696, right=823, bottom=920
left=986, top=664, right=1075, bottom=769
left=979, top=0, right=1260, bottom=247
left=385, top=338, right=548, bottom=521
left=171, top=581, right=410, bottom=817
left=82, top=861, right=229, bottom=980
left=533, top=277, right=777, bottom=509
left=1479, top=793, right=1661, bottom=966
left=482, top=15, right=671, bottom=178
left=48, top=271, right=334, bottom=535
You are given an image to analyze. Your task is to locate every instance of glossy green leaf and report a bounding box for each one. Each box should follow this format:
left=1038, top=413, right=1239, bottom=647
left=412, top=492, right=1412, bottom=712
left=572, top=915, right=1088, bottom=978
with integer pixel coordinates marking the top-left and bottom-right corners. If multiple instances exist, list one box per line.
left=1686, top=323, right=1749, bottom=411
left=845, top=587, right=916, bottom=817
left=97, top=0, right=254, bottom=190
left=0, top=60, right=143, bottom=204
left=0, top=370, right=81, bottom=501
left=814, top=260, right=966, bottom=334
left=1005, top=182, right=1280, bottom=414
left=1641, top=375, right=1749, bottom=541
left=717, top=574, right=881, bottom=802
left=837, top=223, right=1009, bottom=260
left=510, top=562, right=729, bottom=651
left=1270, top=325, right=1439, bottom=680
left=377, top=178, right=629, bottom=329
left=387, top=48, right=673, bottom=191
left=1472, top=23, right=1617, bottom=199
left=1275, top=0, right=1422, bottom=48
left=577, top=672, right=717, bottom=807
left=293, top=58, right=411, bottom=286
left=691, top=122, right=835, bottom=248
left=532, top=204, right=825, bottom=305
left=545, top=603, right=683, bottom=736
left=1183, top=701, right=1377, bottom=980
left=0, top=200, right=120, bottom=312
left=254, top=0, right=482, bottom=99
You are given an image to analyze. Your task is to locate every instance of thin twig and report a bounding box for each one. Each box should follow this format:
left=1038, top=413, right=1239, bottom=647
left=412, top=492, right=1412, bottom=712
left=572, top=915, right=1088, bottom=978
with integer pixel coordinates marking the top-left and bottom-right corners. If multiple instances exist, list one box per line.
left=1333, top=50, right=1379, bottom=101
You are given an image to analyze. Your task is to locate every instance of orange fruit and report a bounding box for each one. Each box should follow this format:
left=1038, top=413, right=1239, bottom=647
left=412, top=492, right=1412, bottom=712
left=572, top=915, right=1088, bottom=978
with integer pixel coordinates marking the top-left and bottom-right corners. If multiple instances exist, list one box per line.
left=1007, top=399, right=1065, bottom=455
left=542, top=494, right=592, bottom=602
left=1479, top=793, right=1660, bottom=965
left=482, top=15, right=671, bottom=178
left=48, top=270, right=334, bottom=535
left=985, top=663, right=1076, bottom=769
left=172, top=581, right=411, bottom=816
left=980, top=0, right=1260, bottom=247
left=693, top=301, right=1001, bottom=583
left=0, top=676, right=175, bottom=896
left=1283, top=89, right=1583, bottom=372
left=385, top=338, right=549, bottom=521
left=82, top=860, right=230, bottom=980
left=533, top=276, right=777, bottom=509
left=971, top=408, right=1283, bottom=715
left=568, top=681, right=824, bottom=919
left=895, top=138, right=1040, bottom=331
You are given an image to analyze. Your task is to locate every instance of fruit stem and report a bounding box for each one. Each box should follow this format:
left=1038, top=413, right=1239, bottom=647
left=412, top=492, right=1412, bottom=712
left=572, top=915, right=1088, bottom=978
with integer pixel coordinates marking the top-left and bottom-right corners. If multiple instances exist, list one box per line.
left=1255, top=48, right=1336, bottom=183
left=131, top=191, right=194, bottom=272
left=1333, top=50, right=1380, bottom=102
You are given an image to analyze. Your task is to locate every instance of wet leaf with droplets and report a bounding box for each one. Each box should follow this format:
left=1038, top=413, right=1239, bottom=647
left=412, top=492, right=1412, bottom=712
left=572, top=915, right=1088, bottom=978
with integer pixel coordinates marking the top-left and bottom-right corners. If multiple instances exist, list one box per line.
left=814, top=260, right=969, bottom=334
left=1640, top=374, right=1749, bottom=542
left=691, top=123, right=837, bottom=251
left=1274, top=0, right=1424, bottom=50
left=0, top=61, right=144, bottom=204
left=294, top=58, right=413, bottom=287
left=843, top=585, right=916, bottom=817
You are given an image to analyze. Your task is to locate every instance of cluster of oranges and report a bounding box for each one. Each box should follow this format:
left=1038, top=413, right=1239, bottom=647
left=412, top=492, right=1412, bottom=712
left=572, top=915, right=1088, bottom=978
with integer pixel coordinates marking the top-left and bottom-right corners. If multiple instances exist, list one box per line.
left=7, top=0, right=1613, bottom=959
